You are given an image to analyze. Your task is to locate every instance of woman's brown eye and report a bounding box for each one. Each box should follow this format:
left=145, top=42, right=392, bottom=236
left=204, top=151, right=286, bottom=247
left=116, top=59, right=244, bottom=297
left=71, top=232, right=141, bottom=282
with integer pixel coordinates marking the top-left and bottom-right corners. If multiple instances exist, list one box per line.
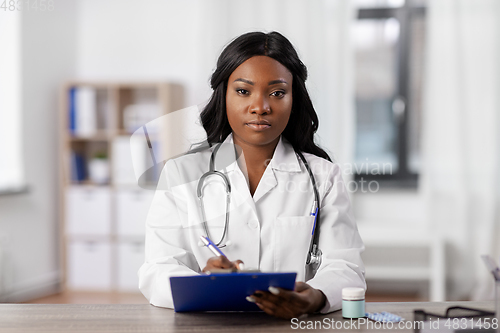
left=236, top=89, right=249, bottom=95
left=271, top=90, right=285, bottom=97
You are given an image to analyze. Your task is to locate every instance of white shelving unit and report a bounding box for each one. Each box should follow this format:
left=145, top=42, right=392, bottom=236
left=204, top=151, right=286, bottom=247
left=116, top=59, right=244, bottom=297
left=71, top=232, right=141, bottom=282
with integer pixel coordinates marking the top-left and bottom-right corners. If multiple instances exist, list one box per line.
left=59, top=81, right=184, bottom=292
left=358, top=224, right=446, bottom=301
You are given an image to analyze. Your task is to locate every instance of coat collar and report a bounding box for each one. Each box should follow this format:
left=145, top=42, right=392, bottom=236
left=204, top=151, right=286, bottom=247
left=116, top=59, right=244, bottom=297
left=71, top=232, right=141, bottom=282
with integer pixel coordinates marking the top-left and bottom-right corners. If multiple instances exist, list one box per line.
left=213, top=133, right=302, bottom=174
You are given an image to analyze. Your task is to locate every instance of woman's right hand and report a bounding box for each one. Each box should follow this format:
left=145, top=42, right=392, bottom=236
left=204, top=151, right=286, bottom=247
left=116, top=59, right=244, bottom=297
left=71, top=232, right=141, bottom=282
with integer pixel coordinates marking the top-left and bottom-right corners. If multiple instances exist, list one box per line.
left=202, top=257, right=244, bottom=273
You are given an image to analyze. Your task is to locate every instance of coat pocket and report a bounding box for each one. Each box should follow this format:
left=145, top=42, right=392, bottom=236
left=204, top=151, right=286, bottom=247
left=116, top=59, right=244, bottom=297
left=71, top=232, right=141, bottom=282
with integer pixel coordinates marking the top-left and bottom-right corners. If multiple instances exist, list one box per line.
left=274, top=216, right=314, bottom=282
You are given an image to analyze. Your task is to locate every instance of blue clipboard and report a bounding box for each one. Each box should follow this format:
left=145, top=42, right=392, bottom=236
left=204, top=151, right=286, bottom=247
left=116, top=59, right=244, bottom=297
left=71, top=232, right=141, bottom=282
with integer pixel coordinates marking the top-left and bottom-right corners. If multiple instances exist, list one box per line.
left=170, top=272, right=297, bottom=312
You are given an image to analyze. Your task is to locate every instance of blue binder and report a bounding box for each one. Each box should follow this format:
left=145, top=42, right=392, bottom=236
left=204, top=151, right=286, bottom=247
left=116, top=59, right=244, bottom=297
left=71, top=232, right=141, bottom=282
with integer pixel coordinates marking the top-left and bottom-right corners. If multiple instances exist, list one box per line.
left=170, top=272, right=297, bottom=312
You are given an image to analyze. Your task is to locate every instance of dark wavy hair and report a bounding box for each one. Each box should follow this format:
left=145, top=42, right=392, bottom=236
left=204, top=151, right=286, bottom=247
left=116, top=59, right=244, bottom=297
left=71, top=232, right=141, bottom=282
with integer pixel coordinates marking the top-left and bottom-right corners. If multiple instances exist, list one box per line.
left=200, top=31, right=331, bottom=162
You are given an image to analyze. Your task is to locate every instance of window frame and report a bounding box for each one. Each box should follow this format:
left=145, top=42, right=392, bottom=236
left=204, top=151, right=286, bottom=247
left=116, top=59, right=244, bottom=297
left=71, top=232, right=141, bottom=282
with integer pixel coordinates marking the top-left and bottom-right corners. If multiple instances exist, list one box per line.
left=354, top=2, right=426, bottom=188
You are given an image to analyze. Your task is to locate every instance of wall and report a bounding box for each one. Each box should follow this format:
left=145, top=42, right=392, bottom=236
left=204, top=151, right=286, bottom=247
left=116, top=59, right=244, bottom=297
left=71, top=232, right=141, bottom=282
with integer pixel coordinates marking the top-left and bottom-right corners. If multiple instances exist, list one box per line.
left=77, top=0, right=207, bottom=108
left=354, top=189, right=427, bottom=228
left=0, top=1, right=77, bottom=301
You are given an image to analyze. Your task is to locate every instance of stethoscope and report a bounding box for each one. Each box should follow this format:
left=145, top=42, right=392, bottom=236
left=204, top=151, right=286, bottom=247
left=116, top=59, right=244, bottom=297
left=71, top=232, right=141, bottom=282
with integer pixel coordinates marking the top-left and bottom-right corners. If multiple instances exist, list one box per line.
left=196, top=142, right=323, bottom=271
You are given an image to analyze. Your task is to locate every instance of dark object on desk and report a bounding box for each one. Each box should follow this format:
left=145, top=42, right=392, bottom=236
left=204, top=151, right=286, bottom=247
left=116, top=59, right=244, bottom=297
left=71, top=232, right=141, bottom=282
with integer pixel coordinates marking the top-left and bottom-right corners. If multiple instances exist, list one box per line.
left=415, top=306, right=495, bottom=320
left=170, top=272, right=296, bottom=312
left=414, top=306, right=495, bottom=332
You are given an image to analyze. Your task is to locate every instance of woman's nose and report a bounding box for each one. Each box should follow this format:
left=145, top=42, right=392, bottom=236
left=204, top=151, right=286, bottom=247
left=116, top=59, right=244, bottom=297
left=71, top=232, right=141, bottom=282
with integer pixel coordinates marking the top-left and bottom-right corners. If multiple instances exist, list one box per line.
left=249, top=95, right=270, bottom=114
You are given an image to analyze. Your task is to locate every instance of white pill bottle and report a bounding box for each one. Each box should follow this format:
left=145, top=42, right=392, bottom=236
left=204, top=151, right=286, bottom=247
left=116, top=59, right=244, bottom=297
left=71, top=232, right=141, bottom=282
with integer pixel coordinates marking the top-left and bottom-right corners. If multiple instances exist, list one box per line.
left=342, top=287, right=365, bottom=319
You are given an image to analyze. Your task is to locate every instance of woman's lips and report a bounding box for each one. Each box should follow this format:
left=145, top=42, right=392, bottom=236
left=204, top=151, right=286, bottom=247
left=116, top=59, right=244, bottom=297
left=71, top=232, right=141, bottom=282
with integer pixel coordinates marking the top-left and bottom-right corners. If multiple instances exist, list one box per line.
left=246, top=120, right=271, bottom=131
left=246, top=123, right=271, bottom=131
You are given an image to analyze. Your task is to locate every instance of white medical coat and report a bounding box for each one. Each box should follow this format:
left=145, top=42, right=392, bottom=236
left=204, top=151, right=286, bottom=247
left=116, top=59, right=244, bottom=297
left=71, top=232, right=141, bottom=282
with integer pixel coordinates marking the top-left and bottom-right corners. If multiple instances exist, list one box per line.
left=138, top=133, right=366, bottom=313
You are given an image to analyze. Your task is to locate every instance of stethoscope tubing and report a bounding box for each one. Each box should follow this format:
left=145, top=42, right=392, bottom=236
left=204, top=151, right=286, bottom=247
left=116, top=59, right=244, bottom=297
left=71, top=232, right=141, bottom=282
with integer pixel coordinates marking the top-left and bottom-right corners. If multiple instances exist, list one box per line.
left=294, top=150, right=322, bottom=265
left=197, top=142, right=231, bottom=247
left=197, top=142, right=322, bottom=264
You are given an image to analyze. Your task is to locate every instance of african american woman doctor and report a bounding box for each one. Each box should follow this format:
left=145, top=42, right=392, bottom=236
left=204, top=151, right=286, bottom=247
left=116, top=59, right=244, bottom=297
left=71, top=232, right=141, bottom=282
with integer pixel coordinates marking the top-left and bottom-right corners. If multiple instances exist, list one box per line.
left=138, top=31, right=366, bottom=319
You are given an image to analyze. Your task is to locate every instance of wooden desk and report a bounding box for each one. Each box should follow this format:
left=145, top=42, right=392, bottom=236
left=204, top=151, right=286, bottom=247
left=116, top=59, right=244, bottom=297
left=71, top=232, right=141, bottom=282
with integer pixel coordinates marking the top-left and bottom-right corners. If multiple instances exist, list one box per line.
left=0, top=301, right=495, bottom=332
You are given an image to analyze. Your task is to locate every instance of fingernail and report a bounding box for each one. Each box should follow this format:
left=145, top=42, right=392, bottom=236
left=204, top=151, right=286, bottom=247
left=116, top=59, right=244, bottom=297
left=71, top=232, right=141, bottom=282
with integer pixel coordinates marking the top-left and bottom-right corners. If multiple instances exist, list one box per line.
left=238, top=263, right=245, bottom=270
left=246, top=296, right=256, bottom=303
left=268, top=286, right=280, bottom=295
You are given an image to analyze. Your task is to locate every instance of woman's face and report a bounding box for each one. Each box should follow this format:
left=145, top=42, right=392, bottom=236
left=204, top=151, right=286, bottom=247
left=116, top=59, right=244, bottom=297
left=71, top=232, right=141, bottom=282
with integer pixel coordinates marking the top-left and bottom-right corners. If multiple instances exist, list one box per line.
left=226, top=55, right=293, bottom=149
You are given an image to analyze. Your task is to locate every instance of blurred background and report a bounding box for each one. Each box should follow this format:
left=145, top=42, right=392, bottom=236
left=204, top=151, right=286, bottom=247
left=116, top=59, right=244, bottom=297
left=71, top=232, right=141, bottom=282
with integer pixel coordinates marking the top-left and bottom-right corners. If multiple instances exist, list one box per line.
left=0, top=0, right=499, bottom=304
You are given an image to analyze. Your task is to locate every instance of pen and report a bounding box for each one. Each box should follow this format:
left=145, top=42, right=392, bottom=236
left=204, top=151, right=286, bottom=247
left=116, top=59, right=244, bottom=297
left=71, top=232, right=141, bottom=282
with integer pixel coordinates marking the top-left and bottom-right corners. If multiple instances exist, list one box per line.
left=310, top=201, right=318, bottom=236
left=200, top=235, right=226, bottom=257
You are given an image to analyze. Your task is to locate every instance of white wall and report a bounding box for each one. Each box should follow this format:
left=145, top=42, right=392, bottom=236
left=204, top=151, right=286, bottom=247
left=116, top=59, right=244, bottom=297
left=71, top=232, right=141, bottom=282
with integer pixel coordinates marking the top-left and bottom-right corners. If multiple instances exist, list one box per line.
left=77, top=0, right=209, bottom=108
left=354, top=189, right=426, bottom=228
left=0, top=1, right=77, bottom=301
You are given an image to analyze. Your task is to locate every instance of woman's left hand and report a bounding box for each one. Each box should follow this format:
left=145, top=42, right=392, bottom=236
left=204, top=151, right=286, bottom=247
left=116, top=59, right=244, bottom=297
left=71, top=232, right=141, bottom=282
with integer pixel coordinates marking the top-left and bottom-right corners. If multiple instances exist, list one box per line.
left=248, top=282, right=326, bottom=319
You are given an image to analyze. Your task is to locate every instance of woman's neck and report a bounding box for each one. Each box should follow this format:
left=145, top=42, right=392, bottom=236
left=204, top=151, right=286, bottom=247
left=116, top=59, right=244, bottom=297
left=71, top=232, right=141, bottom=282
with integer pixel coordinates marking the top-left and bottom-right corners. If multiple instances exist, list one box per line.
left=233, top=135, right=279, bottom=169
left=232, top=134, right=280, bottom=196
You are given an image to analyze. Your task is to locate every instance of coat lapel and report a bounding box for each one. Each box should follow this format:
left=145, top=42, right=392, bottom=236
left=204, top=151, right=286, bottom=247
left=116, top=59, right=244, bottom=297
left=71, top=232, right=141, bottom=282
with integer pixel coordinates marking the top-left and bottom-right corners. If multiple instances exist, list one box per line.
left=252, top=163, right=278, bottom=203
left=252, top=136, right=300, bottom=203
left=215, top=134, right=301, bottom=204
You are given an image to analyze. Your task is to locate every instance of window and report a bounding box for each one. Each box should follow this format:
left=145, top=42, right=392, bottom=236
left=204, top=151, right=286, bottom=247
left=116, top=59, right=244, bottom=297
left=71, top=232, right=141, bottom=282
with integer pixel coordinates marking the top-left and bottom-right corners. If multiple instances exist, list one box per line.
left=0, top=11, right=26, bottom=194
left=353, top=0, right=426, bottom=187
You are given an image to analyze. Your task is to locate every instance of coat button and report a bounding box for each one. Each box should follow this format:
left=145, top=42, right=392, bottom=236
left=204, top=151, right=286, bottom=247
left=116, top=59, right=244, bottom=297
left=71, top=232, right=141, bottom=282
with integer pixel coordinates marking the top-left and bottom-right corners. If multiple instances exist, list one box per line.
left=248, top=219, right=259, bottom=230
